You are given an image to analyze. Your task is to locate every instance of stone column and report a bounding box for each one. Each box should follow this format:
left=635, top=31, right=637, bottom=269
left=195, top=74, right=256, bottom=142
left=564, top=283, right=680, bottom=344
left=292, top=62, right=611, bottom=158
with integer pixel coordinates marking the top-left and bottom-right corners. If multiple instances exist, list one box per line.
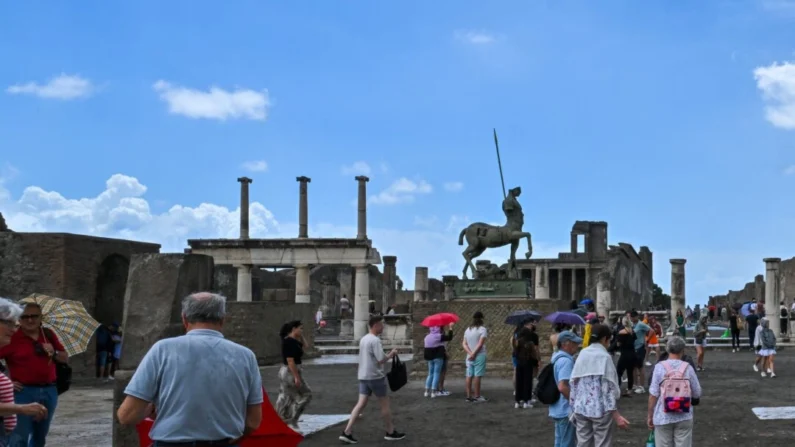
left=534, top=264, right=550, bottom=299
left=236, top=264, right=252, bottom=302
left=382, top=256, right=397, bottom=313
left=414, top=267, right=429, bottom=302
left=557, top=268, right=563, bottom=300
left=355, top=176, right=369, bottom=240
left=570, top=268, right=578, bottom=301
left=296, top=176, right=311, bottom=238
left=353, top=265, right=370, bottom=340
left=295, top=264, right=311, bottom=304
left=442, top=275, right=458, bottom=301
left=670, top=259, right=686, bottom=326
left=237, top=177, right=253, bottom=239
left=596, top=271, right=612, bottom=320
left=764, top=258, right=782, bottom=339
left=570, top=232, right=578, bottom=254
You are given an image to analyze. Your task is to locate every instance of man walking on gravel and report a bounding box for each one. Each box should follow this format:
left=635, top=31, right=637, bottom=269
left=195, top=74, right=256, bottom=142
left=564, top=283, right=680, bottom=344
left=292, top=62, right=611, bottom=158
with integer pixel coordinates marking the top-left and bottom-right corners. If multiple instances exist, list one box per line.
left=339, top=315, right=405, bottom=444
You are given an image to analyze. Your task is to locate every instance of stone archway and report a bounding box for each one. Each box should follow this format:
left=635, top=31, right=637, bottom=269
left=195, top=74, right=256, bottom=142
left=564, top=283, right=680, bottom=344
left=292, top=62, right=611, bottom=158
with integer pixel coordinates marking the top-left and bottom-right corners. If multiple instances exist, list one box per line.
left=94, top=254, right=130, bottom=326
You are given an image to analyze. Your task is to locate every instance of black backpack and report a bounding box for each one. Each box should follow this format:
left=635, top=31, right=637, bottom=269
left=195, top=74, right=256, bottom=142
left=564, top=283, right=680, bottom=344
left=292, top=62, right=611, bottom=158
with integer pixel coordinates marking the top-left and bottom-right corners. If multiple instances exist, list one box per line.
left=534, top=359, right=561, bottom=405
left=42, top=329, right=72, bottom=395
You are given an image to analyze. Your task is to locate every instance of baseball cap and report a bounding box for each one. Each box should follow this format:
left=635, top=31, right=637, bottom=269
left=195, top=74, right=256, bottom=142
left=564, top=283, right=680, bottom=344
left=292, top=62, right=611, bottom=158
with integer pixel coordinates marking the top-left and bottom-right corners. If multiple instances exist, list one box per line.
left=558, top=330, right=583, bottom=345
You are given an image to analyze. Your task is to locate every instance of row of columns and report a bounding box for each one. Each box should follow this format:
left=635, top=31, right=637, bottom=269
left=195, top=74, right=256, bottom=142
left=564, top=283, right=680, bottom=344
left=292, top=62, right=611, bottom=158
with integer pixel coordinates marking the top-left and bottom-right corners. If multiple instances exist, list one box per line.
left=532, top=266, right=589, bottom=301
left=233, top=175, right=372, bottom=303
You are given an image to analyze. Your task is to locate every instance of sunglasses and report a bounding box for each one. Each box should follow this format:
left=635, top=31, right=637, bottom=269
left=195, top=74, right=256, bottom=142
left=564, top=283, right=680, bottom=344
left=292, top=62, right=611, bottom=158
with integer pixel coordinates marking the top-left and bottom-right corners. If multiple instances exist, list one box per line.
left=21, top=314, right=41, bottom=321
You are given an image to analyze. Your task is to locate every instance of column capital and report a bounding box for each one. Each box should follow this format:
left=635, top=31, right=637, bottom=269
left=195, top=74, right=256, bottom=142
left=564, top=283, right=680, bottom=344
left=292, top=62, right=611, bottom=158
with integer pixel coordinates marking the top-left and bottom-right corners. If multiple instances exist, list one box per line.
left=237, top=177, right=253, bottom=184
left=669, top=259, right=686, bottom=265
left=355, top=175, right=370, bottom=182
left=294, top=264, right=309, bottom=269
left=353, top=264, right=370, bottom=270
left=296, top=176, right=312, bottom=183
left=764, top=257, right=782, bottom=264
left=383, top=255, right=397, bottom=265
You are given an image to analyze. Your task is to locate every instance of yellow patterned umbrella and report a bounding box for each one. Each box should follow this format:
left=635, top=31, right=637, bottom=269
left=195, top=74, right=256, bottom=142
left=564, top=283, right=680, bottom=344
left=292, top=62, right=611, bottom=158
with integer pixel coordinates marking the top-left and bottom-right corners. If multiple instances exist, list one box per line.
left=19, top=294, right=100, bottom=356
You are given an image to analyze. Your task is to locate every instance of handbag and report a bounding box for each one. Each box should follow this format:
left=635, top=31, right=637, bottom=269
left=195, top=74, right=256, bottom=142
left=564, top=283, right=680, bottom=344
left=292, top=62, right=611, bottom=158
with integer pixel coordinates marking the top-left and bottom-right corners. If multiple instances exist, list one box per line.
left=386, top=356, right=407, bottom=392
left=42, top=329, right=72, bottom=395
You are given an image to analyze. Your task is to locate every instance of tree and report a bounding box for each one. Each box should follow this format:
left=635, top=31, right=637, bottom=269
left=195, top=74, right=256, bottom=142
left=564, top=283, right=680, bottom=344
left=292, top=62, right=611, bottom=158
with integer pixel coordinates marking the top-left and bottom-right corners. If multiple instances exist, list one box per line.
left=652, top=283, right=671, bottom=310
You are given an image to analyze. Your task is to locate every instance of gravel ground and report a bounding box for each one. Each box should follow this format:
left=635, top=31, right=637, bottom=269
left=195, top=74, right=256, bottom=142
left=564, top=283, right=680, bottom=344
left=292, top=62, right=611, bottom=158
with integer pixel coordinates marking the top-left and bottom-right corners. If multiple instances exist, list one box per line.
left=49, top=349, right=795, bottom=446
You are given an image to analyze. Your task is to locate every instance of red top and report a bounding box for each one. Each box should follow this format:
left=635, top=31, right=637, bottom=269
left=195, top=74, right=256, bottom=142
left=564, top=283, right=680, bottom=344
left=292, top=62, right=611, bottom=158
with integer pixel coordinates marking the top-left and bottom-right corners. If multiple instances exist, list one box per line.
left=0, top=330, right=65, bottom=385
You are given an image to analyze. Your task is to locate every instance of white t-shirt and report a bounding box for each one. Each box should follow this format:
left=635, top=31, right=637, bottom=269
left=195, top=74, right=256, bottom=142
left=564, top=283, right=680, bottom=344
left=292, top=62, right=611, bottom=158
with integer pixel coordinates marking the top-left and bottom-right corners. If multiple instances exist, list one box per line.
left=358, top=333, right=386, bottom=380
left=464, top=326, right=488, bottom=355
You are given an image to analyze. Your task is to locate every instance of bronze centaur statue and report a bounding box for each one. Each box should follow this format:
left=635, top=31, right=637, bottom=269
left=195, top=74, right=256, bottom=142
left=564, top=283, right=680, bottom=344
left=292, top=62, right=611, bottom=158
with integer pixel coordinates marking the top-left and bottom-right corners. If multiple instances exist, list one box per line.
left=458, top=186, right=533, bottom=279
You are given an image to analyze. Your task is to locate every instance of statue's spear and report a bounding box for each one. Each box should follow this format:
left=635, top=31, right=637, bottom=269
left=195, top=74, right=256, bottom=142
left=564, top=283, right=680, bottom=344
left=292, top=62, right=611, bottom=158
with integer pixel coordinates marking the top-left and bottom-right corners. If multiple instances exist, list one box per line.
left=493, top=128, right=506, bottom=198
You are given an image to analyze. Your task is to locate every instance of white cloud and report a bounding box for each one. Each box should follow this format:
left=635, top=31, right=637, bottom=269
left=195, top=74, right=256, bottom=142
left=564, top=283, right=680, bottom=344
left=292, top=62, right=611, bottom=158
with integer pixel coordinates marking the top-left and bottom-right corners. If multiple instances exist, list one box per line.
left=241, top=160, right=268, bottom=172
left=754, top=61, right=795, bottom=129
left=413, top=215, right=439, bottom=228
left=785, top=165, right=795, bottom=175
left=152, top=80, right=270, bottom=121
left=454, top=30, right=497, bottom=45
left=6, top=74, right=95, bottom=100
left=443, top=181, right=464, bottom=192
left=341, top=161, right=372, bottom=176
left=370, top=178, right=432, bottom=205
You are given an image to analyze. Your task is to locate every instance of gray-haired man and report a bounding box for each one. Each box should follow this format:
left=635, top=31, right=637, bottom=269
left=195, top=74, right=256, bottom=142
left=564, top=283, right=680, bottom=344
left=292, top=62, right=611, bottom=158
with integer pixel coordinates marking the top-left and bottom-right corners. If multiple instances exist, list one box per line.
left=117, top=292, right=263, bottom=446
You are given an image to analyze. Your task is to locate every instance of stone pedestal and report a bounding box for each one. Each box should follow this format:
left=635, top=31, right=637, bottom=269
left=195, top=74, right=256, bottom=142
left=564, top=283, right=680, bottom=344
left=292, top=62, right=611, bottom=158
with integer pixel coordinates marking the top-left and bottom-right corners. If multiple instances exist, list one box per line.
left=534, top=264, right=550, bottom=299
left=236, top=264, right=253, bottom=302
left=296, top=176, right=311, bottom=238
left=442, top=275, right=458, bottom=301
left=112, top=370, right=139, bottom=447
left=596, top=271, right=611, bottom=320
left=353, top=265, right=370, bottom=340
left=414, top=267, right=429, bottom=302
left=764, top=258, right=782, bottom=339
left=382, top=256, right=397, bottom=313
left=295, top=265, right=310, bottom=304
left=340, top=319, right=354, bottom=337
left=670, top=259, right=686, bottom=327
left=237, top=177, right=252, bottom=239
left=355, top=176, right=369, bottom=240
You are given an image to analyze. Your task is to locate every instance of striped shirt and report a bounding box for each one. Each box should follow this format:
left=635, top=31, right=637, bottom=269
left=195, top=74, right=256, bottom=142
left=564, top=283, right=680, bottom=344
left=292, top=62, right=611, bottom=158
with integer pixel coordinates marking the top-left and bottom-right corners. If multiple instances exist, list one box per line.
left=0, top=374, right=16, bottom=432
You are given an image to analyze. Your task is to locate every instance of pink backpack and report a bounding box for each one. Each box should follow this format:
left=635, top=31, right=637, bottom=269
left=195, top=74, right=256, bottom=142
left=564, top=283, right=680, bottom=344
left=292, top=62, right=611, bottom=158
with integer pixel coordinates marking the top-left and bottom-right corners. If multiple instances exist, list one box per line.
left=660, top=361, right=692, bottom=413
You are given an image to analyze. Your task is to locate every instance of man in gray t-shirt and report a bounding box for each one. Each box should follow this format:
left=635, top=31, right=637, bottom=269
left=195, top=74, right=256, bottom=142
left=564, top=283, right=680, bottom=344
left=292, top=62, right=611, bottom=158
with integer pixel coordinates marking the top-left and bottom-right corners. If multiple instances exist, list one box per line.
left=340, top=316, right=405, bottom=444
left=117, top=292, right=263, bottom=446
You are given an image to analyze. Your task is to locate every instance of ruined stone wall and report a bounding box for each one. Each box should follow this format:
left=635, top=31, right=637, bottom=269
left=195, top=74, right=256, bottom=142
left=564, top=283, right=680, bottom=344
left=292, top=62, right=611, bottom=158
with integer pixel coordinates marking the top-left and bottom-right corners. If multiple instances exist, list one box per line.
left=0, top=232, right=160, bottom=378
left=711, top=258, right=795, bottom=310
left=411, top=299, right=567, bottom=378
left=605, top=244, right=653, bottom=311
left=224, top=301, right=315, bottom=365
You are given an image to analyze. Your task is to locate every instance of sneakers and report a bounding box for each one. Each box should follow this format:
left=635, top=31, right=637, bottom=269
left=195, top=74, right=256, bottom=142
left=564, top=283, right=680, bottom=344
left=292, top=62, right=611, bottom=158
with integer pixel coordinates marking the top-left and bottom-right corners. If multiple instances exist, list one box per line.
left=472, top=396, right=488, bottom=403
left=384, top=430, right=406, bottom=441
left=523, top=402, right=533, bottom=409
left=753, top=364, right=759, bottom=372
left=634, top=386, right=646, bottom=395
left=339, top=432, right=358, bottom=444
left=767, top=369, right=773, bottom=374
left=514, top=402, right=522, bottom=409
left=761, top=372, right=767, bottom=378
left=423, top=390, right=429, bottom=398
left=645, top=361, right=653, bottom=367
left=435, top=390, right=451, bottom=396
left=771, top=373, right=777, bottom=378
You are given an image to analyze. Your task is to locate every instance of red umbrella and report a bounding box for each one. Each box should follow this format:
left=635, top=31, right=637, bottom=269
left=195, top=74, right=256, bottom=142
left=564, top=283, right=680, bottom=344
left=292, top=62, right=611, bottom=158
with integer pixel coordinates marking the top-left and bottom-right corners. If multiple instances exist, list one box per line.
left=135, top=387, right=304, bottom=447
left=421, top=312, right=459, bottom=327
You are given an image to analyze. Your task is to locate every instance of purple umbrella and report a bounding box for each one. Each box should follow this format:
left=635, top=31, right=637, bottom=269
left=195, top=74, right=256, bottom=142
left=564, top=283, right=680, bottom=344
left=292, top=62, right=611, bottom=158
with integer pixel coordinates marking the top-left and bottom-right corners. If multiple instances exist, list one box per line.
left=544, top=311, right=586, bottom=326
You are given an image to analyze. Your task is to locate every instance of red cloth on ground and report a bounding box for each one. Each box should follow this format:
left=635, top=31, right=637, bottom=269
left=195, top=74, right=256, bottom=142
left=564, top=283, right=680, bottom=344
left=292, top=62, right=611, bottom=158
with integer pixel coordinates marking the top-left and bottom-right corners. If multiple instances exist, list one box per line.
left=136, top=387, right=303, bottom=447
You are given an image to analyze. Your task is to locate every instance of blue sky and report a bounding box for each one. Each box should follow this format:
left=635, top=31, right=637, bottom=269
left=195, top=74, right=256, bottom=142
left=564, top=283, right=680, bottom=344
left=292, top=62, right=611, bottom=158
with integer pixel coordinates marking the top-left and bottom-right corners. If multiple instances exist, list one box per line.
left=2, top=1, right=795, bottom=304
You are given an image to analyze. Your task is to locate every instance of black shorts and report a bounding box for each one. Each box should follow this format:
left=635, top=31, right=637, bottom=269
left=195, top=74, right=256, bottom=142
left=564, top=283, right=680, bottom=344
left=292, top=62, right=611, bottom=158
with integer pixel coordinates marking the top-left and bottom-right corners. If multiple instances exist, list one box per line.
left=634, top=347, right=646, bottom=368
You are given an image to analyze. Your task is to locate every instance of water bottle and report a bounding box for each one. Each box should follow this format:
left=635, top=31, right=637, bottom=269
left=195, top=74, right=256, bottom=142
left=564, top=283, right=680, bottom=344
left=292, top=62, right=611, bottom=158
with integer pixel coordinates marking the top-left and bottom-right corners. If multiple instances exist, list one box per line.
left=646, top=429, right=655, bottom=447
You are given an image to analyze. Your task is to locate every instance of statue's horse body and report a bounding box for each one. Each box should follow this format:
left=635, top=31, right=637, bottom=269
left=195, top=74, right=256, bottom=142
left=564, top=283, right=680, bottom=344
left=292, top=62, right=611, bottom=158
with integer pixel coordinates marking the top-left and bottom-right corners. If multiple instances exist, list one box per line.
left=458, top=221, right=533, bottom=279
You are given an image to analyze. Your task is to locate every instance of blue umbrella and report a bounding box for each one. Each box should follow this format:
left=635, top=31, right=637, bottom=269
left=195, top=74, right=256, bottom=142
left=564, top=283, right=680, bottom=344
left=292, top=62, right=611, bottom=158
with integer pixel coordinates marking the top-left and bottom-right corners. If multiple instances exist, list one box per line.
left=740, top=302, right=753, bottom=317
left=544, top=311, right=586, bottom=326
left=580, top=298, right=594, bottom=306
left=504, top=310, right=543, bottom=326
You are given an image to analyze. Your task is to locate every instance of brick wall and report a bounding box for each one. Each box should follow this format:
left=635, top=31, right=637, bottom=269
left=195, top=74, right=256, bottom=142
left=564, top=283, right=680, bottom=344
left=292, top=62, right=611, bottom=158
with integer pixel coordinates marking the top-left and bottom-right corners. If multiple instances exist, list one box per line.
left=411, top=299, right=567, bottom=378
left=224, top=302, right=315, bottom=365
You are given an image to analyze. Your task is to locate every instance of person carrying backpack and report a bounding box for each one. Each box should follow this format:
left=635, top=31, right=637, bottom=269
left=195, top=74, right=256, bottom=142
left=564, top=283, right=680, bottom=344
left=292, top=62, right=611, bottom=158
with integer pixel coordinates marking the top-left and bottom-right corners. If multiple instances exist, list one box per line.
left=647, top=336, right=702, bottom=447
left=546, top=331, right=581, bottom=447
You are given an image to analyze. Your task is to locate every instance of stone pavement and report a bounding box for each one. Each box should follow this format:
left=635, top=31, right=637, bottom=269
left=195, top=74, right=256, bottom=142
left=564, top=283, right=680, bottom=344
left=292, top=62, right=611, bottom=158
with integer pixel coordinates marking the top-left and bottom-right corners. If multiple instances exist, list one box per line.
left=50, top=350, right=795, bottom=446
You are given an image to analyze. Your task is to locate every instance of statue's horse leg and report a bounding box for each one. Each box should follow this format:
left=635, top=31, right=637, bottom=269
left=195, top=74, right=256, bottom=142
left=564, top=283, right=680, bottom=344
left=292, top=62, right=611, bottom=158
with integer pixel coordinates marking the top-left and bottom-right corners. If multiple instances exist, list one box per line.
left=521, top=232, right=533, bottom=259
left=462, top=231, right=485, bottom=280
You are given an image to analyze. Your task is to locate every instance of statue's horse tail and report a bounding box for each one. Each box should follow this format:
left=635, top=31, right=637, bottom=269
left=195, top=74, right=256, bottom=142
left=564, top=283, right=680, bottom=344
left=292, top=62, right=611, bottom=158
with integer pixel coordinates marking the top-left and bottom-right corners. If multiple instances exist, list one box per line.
left=458, top=227, right=467, bottom=245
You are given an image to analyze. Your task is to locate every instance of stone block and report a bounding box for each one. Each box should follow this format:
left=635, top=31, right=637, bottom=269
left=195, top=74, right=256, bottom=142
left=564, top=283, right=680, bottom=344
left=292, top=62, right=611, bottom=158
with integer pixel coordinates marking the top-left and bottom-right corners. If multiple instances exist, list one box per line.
left=112, top=369, right=140, bottom=447
left=120, top=253, right=214, bottom=370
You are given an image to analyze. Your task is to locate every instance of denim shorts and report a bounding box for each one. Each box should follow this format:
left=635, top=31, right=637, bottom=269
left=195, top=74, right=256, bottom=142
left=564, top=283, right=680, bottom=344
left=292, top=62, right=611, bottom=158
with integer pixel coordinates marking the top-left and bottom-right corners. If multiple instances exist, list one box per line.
left=358, top=378, right=388, bottom=398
